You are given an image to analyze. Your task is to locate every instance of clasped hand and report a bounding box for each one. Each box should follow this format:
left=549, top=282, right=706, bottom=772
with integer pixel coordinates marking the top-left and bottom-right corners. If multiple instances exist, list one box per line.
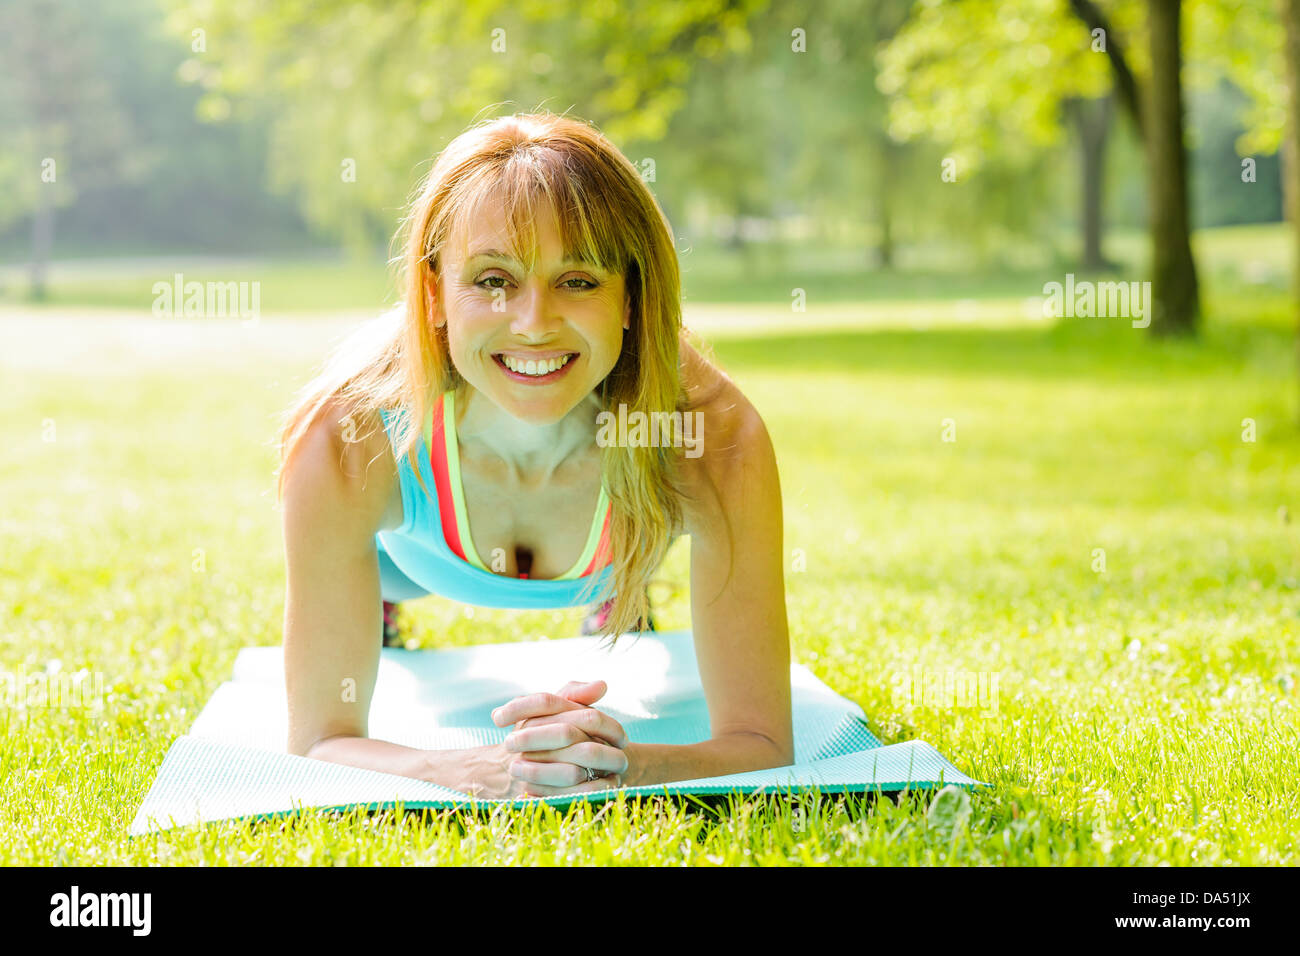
left=490, top=680, right=629, bottom=795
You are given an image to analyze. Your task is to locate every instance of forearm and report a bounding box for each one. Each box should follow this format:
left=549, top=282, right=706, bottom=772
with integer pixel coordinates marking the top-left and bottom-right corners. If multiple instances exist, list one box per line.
left=622, top=733, right=792, bottom=789
left=306, top=734, right=466, bottom=792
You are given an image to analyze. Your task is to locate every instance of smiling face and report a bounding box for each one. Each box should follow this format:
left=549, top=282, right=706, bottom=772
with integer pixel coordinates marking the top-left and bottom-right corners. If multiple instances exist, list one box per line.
left=428, top=197, right=631, bottom=425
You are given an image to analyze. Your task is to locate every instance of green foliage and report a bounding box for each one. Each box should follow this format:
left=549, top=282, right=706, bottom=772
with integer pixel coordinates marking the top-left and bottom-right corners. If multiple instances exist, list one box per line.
left=880, top=0, right=1285, bottom=163
left=0, top=0, right=318, bottom=256
left=159, top=0, right=763, bottom=253
left=0, top=0, right=1286, bottom=281
left=1187, top=0, right=1287, bottom=155
left=1189, top=80, right=1284, bottom=226
left=877, top=0, right=1111, bottom=168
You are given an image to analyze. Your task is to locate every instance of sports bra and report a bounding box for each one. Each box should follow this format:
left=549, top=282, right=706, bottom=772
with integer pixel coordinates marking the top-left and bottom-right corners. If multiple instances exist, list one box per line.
left=430, top=388, right=612, bottom=580
left=375, top=389, right=616, bottom=609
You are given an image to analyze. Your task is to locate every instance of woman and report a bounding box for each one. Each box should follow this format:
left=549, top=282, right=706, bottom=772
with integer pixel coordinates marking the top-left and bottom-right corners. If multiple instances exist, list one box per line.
left=275, top=111, right=792, bottom=800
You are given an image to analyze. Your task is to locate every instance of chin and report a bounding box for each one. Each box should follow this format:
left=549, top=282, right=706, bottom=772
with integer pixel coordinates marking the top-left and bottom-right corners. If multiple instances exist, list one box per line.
left=497, top=388, right=583, bottom=424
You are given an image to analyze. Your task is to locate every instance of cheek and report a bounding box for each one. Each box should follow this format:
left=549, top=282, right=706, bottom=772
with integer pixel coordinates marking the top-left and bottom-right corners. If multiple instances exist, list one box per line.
left=442, top=319, right=480, bottom=362
left=449, top=288, right=493, bottom=317
left=446, top=297, right=499, bottom=342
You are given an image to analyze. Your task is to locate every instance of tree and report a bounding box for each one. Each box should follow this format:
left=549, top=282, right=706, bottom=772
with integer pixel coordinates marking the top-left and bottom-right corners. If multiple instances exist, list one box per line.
left=881, top=0, right=1289, bottom=336
left=0, top=0, right=140, bottom=298
left=1065, top=0, right=1286, bottom=334
left=1070, top=0, right=1201, bottom=333
left=659, top=0, right=913, bottom=269
left=1284, top=0, right=1300, bottom=421
left=159, top=0, right=764, bottom=254
left=878, top=0, right=1118, bottom=270
left=1143, top=0, right=1200, bottom=336
left=1065, top=94, right=1119, bottom=269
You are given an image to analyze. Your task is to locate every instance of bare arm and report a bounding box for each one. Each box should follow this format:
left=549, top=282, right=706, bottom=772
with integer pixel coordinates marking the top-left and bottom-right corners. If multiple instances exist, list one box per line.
left=623, top=391, right=796, bottom=786
left=280, top=403, right=465, bottom=788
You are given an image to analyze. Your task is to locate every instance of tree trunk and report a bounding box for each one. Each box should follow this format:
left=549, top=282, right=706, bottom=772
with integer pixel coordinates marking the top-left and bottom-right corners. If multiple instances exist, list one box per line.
left=877, top=135, right=894, bottom=269
left=725, top=221, right=746, bottom=252
left=1145, top=0, right=1200, bottom=336
left=1071, top=95, right=1115, bottom=271
left=30, top=186, right=53, bottom=301
left=1283, top=0, right=1300, bottom=423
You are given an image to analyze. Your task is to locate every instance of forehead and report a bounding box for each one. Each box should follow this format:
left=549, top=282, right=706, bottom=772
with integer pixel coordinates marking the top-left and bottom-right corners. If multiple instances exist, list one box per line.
left=452, top=205, right=555, bottom=258
left=446, top=185, right=607, bottom=270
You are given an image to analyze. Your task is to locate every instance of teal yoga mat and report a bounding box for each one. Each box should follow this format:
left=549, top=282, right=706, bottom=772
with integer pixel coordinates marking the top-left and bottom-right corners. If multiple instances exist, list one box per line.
left=129, top=630, right=986, bottom=835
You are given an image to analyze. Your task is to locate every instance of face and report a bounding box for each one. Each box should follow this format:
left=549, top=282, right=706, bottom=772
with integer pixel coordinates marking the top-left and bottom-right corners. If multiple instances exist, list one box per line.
left=428, top=199, right=630, bottom=425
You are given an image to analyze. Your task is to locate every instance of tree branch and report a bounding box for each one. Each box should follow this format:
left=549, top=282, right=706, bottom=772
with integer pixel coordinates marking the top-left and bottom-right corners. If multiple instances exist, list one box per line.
left=1068, top=0, right=1145, bottom=140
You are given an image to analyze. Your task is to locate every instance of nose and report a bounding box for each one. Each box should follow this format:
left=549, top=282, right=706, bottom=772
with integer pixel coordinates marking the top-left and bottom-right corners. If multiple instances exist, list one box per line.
left=508, top=276, right=562, bottom=339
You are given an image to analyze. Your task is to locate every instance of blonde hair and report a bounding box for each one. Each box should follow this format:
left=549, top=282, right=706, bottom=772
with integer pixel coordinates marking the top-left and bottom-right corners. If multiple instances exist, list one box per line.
left=275, top=110, right=719, bottom=646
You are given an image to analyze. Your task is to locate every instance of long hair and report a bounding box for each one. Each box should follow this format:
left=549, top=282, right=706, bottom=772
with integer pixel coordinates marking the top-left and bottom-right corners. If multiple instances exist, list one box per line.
left=275, top=110, right=718, bottom=646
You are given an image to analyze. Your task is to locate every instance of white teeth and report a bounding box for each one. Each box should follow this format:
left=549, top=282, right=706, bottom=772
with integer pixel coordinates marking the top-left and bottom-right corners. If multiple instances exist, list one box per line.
left=501, top=354, right=572, bottom=376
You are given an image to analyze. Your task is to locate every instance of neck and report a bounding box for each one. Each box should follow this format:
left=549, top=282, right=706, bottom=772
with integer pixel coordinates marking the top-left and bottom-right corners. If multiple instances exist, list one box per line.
left=454, top=385, right=602, bottom=482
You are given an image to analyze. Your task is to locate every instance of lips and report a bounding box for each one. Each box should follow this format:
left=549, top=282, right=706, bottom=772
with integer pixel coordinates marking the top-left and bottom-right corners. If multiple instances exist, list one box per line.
left=493, top=352, right=578, bottom=376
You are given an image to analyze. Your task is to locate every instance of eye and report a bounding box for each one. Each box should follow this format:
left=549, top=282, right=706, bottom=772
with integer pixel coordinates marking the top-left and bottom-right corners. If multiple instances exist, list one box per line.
left=475, top=274, right=597, bottom=291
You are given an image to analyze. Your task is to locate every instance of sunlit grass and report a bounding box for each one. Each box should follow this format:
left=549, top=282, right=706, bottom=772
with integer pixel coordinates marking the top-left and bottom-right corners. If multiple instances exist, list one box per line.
left=0, top=273, right=1296, bottom=864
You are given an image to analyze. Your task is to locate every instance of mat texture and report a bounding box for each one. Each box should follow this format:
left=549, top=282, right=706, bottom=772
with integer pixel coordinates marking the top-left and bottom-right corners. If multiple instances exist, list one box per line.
left=129, top=630, right=986, bottom=835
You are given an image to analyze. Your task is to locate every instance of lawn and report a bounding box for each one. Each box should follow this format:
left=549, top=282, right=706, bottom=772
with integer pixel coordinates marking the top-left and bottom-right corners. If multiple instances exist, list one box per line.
left=0, top=248, right=1296, bottom=864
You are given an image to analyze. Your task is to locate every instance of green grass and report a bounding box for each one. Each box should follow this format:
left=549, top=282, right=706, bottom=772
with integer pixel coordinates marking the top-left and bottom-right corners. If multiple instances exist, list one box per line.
left=0, top=271, right=1297, bottom=864
left=0, top=255, right=402, bottom=314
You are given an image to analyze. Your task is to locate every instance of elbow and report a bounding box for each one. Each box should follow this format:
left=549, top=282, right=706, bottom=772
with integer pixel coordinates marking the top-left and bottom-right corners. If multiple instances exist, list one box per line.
left=740, top=730, right=794, bottom=768
left=292, top=730, right=355, bottom=761
left=764, top=732, right=795, bottom=768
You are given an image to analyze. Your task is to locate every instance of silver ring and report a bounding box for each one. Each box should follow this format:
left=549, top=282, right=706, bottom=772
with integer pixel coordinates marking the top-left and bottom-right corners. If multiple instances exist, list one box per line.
left=585, top=766, right=596, bottom=782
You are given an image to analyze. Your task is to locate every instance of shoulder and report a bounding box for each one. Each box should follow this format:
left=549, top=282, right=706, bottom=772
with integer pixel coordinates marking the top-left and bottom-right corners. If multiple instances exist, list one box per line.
left=675, top=334, right=779, bottom=537
left=282, top=397, right=399, bottom=535
left=300, top=397, right=392, bottom=480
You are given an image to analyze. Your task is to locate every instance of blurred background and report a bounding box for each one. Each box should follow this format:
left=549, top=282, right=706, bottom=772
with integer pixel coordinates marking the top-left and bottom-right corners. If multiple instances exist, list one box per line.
left=0, top=0, right=1292, bottom=336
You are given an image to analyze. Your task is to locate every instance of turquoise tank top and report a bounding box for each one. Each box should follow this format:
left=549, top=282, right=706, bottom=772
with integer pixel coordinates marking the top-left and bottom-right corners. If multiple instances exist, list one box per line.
left=375, top=399, right=616, bottom=610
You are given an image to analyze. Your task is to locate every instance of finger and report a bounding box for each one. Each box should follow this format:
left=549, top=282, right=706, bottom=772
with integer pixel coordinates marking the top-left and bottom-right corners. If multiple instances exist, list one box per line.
left=520, top=774, right=623, bottom=798
left=491, top=691, right=588, bottom=727
left=503, top=705, right=628, bottom=749
left=513, top=740, right=630, bottom=777
left=509, top=757, right=593, bottom=788
left=504, top=721, right=589, bottom=753
left=556, top=680, right=607, bottom=706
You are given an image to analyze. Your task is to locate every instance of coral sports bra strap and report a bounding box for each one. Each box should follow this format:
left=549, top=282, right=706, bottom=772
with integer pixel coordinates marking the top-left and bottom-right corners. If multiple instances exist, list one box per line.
left=427, top=389, right=612, bottom=580
left=427, top=390, right=483, bottom=569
